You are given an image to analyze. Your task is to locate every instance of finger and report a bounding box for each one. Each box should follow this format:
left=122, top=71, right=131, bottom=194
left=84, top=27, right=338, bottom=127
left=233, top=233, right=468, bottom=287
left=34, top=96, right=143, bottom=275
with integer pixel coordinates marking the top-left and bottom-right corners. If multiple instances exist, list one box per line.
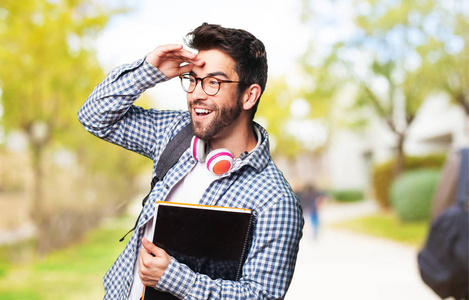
left=158, top=44, right=184, bottom=54
left=138, top=255, right=145, bottom=276
left=191, top=57, right=205, bottom=67
left=159, top=45, right=198, bottom=61
left=178, top=63, right=193, bottom=75
left=175, top=52, right=202, bottom=67
left=141, top=237, right=162, bottom=256
left=138, top=247, right=155, bottom=276
left=171, top=49, right=203, bottom=66
left=139, top=244, right=152, bottom=261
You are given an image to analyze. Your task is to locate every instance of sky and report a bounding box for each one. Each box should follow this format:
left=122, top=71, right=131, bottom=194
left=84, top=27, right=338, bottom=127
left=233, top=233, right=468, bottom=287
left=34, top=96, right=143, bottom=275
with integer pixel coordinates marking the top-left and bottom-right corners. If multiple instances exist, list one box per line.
left=95, top=0, right=310, bottom=109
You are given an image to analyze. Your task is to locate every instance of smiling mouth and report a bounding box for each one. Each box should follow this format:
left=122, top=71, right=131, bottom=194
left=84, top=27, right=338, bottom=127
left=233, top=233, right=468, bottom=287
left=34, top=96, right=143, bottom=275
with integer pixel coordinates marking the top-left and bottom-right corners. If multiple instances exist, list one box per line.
left=194, top=108, right=213, bottom=117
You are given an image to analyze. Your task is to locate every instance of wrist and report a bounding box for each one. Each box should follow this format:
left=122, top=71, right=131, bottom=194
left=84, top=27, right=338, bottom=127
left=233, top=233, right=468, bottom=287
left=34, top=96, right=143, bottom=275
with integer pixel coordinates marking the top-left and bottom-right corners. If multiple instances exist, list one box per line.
left=144, top=53, right=158, bottom=68
left=137, top=60, right=169, bottom=88
left=154, top=257, right=196, bottom=298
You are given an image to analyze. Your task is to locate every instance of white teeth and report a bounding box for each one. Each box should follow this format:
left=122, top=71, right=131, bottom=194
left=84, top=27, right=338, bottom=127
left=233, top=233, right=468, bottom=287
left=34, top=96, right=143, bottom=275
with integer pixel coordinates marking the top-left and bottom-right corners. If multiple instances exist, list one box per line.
left=195, top=108, right=211, bottom=114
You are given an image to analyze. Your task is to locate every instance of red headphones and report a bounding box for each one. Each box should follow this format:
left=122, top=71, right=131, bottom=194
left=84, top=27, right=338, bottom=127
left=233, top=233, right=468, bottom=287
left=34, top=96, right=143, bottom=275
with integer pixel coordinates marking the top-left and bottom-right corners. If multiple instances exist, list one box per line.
left=191, top=136, right=234, bottom=176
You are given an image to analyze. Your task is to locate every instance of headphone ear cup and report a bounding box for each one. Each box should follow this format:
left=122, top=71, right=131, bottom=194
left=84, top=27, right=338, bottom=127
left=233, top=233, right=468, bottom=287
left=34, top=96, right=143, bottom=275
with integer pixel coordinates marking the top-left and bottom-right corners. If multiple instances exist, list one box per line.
left=206, top=148, right=234, bottom=176
left=191, top=136, right=207, bottom=162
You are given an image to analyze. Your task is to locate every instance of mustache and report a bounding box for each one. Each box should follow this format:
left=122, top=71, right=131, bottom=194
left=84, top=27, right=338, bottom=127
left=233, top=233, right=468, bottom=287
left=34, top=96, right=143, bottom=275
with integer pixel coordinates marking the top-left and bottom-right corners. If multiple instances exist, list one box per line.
left=190, top=100, right=216, bottom=110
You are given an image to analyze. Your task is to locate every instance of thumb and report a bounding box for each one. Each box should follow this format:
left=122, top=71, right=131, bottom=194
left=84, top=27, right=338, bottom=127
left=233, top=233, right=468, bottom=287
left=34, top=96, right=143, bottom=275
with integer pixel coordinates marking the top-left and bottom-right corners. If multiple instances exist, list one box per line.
left=141, top=237, right=161, bottom=256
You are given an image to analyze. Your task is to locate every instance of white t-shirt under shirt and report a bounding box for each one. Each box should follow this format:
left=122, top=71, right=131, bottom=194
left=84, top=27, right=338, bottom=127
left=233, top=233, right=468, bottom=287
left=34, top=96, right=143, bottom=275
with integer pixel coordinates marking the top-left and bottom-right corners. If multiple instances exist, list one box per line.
left=128, top=161, right=219, bottom=299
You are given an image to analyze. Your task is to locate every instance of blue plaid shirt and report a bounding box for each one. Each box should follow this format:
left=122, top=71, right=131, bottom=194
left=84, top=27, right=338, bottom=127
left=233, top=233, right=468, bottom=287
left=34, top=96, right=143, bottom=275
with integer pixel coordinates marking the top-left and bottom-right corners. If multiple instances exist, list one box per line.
left=78, top=58, right=304, bottom=300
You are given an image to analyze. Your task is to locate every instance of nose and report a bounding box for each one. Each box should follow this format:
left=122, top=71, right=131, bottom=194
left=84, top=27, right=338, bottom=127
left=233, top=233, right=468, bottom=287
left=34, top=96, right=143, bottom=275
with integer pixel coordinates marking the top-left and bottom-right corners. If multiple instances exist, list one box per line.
left=191, top=79, right=207, bottom=100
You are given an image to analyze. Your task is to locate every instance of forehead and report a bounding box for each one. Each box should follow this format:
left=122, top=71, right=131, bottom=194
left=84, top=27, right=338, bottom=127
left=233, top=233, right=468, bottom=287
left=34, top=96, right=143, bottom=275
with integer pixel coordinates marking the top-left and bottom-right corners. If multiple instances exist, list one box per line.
left=193, top=49, right=237, bottom=79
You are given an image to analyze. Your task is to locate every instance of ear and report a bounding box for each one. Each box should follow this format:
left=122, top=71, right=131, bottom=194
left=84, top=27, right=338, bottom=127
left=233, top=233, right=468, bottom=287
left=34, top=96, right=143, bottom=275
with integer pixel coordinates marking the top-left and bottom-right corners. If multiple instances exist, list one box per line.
left=242, top=84, right=262, bottom=111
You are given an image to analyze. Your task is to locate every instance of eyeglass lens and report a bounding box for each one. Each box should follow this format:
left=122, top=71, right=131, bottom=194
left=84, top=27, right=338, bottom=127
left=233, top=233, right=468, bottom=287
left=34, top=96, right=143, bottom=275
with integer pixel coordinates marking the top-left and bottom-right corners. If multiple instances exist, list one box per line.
left=180, top=75, right=220, bottom=96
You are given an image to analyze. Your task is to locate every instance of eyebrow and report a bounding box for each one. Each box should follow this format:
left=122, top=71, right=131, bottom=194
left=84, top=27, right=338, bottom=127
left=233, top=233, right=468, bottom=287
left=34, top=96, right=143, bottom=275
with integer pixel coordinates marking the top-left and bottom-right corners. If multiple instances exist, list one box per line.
left=189, top=71, right=230, bottom=79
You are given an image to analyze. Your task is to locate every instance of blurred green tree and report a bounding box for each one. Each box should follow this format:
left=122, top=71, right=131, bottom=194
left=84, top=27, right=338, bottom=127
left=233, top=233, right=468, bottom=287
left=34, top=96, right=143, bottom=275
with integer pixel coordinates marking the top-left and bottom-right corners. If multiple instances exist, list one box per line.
left=414, top=2, right=468, bottom=115
left=256, top=78, right=301, bottom=157
left=0, top=0, right=111, bottom=206
left=0, top=0, right=149, bottom=253
left=299, top=0, right=468, bottom=176
left=256, top=74, right=332, bottom=158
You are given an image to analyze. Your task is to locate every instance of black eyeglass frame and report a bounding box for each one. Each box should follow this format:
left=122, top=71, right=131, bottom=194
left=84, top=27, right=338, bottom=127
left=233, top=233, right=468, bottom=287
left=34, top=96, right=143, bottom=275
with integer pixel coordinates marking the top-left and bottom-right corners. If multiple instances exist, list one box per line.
left=179, top=74, right=249, bottom=96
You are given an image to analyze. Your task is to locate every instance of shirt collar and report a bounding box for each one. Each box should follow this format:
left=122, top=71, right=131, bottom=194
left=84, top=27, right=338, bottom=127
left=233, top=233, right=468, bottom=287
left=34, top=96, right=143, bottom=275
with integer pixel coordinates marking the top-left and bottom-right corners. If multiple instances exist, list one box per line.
left=229, top=122, right=270, bottom=174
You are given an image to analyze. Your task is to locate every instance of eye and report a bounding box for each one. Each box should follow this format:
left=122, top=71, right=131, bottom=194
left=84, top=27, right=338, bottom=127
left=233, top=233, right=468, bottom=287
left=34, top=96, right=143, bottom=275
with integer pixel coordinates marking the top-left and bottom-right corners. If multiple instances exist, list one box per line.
left=206, top=77, right=220, bottom=86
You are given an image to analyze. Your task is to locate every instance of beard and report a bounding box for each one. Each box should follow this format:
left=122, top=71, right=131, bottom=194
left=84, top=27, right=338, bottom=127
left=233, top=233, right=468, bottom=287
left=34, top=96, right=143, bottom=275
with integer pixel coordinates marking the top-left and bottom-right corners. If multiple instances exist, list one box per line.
left=190, top=97, right=243, bottom=141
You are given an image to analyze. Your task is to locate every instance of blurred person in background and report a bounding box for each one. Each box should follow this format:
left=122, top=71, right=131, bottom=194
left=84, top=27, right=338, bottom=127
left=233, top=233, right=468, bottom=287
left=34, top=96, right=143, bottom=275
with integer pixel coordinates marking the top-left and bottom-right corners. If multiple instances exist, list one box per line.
left=298, top=184, right=326, bottom=240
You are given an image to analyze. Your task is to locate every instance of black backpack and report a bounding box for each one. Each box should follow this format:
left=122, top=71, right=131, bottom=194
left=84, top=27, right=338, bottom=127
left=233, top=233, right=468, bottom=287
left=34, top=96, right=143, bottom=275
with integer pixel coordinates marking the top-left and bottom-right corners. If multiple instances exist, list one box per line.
left=120, top=123, right=193, bottom=242
left=417, top=148, right=469, bottom=300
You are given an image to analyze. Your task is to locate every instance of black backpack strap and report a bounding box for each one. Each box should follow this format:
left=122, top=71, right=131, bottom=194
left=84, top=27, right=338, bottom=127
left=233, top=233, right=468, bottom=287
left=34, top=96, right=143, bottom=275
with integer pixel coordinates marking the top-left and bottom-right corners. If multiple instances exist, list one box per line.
left=154, top=123, right=194, bottom=183
left=456, top=148, right=469, bottom=207
left=119, top=123, right=193, bottom=242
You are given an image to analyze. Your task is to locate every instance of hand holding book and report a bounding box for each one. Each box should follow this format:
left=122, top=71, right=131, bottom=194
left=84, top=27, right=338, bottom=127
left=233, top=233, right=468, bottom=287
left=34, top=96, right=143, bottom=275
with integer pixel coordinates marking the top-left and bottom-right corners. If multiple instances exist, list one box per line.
left=138, top=237, right=171, bottom=288
left=141, top=202, right=253, bottom=300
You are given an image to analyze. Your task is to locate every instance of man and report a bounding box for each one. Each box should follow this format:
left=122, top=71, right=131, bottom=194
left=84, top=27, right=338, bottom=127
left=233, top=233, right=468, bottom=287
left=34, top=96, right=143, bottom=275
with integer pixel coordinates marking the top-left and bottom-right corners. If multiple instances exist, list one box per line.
left=78, top=23, right=304, bottom=300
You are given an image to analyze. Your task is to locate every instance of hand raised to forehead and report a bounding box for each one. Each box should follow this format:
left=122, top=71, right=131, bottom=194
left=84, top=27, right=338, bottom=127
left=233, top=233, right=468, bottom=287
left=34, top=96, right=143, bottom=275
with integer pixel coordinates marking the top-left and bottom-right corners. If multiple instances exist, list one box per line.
left=145, top=44, right=205, bottom=79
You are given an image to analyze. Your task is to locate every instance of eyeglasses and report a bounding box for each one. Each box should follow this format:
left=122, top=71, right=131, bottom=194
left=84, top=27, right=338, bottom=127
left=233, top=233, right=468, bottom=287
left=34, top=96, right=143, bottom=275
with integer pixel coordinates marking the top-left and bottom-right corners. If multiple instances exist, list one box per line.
left=179, top=74, right=247, bottom=96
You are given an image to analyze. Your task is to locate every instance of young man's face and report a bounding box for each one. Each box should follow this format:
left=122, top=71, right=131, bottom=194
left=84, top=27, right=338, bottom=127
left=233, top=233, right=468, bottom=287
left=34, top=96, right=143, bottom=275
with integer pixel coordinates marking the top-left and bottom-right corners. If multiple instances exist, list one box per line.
left=187, top=49, right=243, bottom=141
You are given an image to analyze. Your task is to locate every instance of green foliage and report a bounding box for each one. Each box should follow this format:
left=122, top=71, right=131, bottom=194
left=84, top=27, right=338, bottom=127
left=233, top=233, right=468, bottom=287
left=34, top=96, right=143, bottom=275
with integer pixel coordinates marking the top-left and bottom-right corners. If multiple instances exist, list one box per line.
left=256, top=78, right=301, bottom=157
left=0, top=216, right=130, bottom=300
left=256, top=75, right=332, bottom=157
left=0, top=0, right=147, bottom=255
left=299, top=0, right=468, bottom=176
left=328, top=189, right=364, bottom=202
left=0, top=0, right=111, bottom=137
left=372, top=154, right=446, bottom=208
left=413, top=1, right=469, bottom=114
left=373, top=160, right=395, bottom=208
left=0, top=0, right=115, bottom=186
left=0, top=0, right=133, bottom=174
left=332, top=211, right=430, bottom=247
left=298, top=44, right=342, bottom=119
left=390, top=169, right=440, bottom=222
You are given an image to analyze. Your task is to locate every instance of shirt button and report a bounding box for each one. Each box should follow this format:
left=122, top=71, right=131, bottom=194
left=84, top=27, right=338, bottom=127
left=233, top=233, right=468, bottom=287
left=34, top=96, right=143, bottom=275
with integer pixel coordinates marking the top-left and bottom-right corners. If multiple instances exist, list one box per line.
left=165, top=184, right=169, bottom=189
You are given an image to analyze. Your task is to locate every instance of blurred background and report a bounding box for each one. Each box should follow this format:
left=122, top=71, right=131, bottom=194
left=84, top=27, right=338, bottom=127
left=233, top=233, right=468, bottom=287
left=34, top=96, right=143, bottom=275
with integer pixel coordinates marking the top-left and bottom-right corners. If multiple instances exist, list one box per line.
left=0, top=0, right=467, bottom=299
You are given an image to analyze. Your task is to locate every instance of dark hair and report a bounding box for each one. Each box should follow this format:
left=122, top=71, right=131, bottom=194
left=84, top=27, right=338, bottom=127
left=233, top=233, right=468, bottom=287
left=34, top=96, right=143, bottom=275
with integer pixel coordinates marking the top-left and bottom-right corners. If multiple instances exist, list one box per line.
left=186, top=23, right=268, bottom=118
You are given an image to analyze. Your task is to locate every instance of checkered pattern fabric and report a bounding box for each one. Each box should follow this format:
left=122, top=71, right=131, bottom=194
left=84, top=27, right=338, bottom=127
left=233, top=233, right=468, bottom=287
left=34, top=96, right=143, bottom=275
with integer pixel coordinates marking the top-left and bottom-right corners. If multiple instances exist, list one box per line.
left=78, top=58, right=304, bottom=300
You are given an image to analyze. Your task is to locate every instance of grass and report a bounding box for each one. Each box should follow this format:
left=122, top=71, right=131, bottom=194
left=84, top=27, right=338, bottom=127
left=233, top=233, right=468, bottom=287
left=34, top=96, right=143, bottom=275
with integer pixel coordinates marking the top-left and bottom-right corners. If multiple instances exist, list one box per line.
left=0, top=216, right=133, bottom=300
left=0, top=209, right=431, bottom=299
left=330, top=211, right=431, bottom=247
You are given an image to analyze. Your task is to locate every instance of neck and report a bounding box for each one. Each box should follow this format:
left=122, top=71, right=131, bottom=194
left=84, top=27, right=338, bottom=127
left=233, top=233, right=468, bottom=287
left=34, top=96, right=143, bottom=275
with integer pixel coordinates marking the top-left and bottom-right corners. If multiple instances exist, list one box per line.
left=209, top=123, right=257, bottom=158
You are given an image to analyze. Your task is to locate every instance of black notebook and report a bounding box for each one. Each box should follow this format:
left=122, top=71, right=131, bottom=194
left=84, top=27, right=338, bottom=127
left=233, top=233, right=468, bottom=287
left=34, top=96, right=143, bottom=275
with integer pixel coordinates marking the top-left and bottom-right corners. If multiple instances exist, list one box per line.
left=142, top=201, right=253, bottom=300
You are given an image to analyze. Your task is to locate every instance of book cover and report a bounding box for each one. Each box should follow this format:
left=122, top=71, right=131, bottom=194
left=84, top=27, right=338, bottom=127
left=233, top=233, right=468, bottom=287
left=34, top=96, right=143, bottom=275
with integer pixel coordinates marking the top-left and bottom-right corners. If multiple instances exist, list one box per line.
left=142, top=202, right=253, bottom=300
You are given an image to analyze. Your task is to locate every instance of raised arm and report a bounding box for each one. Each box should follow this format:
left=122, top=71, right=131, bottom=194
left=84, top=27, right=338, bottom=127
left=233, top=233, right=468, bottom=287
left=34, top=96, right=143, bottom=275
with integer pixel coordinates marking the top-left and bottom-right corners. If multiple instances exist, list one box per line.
left=77, top=45, right=204, bottom=158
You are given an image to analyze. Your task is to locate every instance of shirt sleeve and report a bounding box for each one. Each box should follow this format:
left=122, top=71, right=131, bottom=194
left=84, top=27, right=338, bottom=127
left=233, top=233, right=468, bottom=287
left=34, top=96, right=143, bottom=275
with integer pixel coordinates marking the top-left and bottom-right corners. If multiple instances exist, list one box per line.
left=154, top=194, right=304, bottom=300
left=77, top=58, right=175, bottom=158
